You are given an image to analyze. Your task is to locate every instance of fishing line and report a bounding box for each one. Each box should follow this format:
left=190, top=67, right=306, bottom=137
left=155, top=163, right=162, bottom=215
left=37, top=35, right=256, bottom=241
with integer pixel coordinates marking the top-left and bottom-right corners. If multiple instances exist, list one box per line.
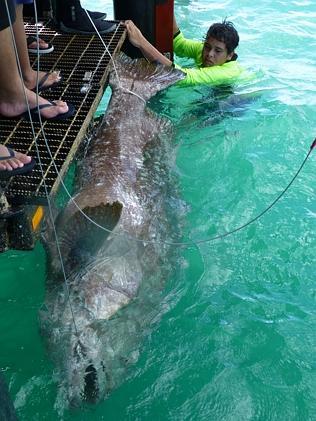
left=31, top=0, right=80, bottom=336
left=86, top=137, right=315, bottom=245
left=3, top=0, right=80, bottom=336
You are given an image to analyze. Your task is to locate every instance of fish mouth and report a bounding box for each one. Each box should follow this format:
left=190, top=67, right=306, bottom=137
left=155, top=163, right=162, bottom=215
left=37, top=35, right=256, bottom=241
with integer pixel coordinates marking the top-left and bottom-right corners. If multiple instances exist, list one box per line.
left=83, top=364, right=99, bottom=403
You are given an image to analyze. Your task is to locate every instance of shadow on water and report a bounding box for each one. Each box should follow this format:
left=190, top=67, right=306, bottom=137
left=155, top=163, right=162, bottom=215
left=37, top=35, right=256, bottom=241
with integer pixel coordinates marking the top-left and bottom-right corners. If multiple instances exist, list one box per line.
left=0, top=373, right=17, bottom=421
left=150, top=83, right=261, bottom=150
left=196, top=86, right=259, bottom=124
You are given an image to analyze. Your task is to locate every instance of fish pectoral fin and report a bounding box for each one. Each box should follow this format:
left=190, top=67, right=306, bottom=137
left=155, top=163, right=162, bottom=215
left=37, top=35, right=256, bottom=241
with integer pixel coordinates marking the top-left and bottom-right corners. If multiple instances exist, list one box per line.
left=61, top=201, right=122, bottom=271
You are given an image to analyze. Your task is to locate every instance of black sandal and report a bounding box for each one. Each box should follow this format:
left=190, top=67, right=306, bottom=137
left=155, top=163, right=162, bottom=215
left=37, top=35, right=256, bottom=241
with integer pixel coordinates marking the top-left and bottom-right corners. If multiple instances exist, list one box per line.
left=0, top=146, right=36, bottom=180
left=27, top=35, right=54, bottom=54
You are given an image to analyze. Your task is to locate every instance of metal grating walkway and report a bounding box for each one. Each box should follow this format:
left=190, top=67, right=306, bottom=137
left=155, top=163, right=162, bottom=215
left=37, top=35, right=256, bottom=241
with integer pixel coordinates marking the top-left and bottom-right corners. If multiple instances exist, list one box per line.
left=0, top=20, right=126, bottom=205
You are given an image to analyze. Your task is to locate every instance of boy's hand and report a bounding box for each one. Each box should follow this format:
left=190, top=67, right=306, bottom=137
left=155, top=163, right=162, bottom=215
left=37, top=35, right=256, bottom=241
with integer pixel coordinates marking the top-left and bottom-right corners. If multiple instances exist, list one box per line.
left=122, top=19, right=172, bottom=67
left=124, top=20, right=145, bottom=48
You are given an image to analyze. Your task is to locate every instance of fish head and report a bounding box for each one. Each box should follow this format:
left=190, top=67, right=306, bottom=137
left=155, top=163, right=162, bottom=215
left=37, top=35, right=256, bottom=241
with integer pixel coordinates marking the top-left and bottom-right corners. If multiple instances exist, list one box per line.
left=46, top=251, right=142, bottom=409
left=63, top=325, right=109, bottom=408
left=62, top=256, right=143, bottom=408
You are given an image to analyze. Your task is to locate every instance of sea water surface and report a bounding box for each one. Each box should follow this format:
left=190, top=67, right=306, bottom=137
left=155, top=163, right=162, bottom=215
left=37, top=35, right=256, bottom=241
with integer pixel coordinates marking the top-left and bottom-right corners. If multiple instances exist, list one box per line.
left=1, top=0, right=316, bottom=419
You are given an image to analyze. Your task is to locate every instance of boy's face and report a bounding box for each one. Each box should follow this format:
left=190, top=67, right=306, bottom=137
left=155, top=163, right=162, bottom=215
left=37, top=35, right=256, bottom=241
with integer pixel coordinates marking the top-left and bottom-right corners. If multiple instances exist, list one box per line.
left=202, top=37, right=234, bottom=67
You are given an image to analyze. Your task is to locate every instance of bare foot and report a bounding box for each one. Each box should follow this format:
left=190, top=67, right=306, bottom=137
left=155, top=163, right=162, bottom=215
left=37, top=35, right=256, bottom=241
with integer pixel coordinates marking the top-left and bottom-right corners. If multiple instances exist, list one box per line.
left=0, top=144, right=32, bottom=171
left=0, top=88, right=70, bottom=119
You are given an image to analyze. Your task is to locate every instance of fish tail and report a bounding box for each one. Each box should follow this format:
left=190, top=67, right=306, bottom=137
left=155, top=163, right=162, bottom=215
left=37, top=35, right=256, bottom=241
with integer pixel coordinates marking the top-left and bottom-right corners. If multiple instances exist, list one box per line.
left=110, top=52, right=185, bottom=100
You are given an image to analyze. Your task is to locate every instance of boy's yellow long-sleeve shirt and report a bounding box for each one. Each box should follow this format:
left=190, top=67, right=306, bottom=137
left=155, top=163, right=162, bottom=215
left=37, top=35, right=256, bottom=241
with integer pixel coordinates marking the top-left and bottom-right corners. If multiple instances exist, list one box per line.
left=173, top=31, right=247, bottom=87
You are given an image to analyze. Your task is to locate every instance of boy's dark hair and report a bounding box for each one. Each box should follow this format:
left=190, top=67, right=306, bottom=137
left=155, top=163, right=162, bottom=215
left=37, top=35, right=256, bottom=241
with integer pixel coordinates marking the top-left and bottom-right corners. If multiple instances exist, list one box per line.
left=206, top=20, right=239, bottom=54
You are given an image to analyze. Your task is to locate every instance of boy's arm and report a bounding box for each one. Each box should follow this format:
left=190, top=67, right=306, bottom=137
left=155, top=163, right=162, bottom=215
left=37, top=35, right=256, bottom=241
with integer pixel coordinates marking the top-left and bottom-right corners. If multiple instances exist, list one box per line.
left=173, top=13, right=180, bottom=36
left=174, top=61, right=245, bottom=86
left=124, top=20, right=173, bottom=66
left=172, top=14, right=203, bottom=61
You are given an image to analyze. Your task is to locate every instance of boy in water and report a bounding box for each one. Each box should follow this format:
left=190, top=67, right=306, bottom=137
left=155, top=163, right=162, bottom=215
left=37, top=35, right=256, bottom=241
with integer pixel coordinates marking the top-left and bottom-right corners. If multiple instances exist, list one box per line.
left=125, top=14, right=245, bottom=87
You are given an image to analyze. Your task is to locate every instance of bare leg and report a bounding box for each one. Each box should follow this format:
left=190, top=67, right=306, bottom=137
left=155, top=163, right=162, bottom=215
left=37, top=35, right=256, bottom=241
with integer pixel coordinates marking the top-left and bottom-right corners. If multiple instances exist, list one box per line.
left=13, top=4, right=60, bottom=90
left=0, top=24, right=69, bottom=119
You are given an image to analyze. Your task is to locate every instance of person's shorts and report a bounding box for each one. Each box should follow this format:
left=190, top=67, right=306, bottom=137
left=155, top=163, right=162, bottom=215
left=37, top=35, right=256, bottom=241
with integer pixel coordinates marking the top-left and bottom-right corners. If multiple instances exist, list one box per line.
left=0, top=0, right=16, bottom=30
left=15, top=0, right=34, bottom=3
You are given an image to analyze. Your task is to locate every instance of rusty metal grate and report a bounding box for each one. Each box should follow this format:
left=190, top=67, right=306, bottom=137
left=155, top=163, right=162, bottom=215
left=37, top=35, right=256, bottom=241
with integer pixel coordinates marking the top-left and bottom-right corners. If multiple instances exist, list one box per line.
left=0, top=20, right=126, bottom=205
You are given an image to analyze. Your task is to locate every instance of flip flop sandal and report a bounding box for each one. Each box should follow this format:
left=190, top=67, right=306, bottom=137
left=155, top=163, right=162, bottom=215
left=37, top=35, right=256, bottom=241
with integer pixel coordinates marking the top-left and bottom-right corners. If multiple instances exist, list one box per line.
left=21, top=101, right=76, bottom=121
left=31, top=72, right=63, bottom=93
left=0, top=146, right=36, bottom=180
left=27, top=35, right=54, bottom=54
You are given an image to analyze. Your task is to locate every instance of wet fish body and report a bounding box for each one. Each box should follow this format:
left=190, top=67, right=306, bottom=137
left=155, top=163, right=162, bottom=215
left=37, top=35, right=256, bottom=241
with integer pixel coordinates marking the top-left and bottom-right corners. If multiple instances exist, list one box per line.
left=41, top=54, right=184, bottom=408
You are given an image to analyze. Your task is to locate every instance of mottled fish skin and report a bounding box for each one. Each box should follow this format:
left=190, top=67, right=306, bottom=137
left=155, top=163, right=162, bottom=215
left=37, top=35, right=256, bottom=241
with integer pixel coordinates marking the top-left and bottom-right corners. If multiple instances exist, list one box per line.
left=41, top=53, right=185, bottom=409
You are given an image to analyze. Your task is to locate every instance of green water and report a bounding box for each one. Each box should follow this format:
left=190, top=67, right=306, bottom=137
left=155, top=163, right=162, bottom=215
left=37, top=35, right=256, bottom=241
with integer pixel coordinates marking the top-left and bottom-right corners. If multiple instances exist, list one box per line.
left=1, top=0, right=316, bottom=419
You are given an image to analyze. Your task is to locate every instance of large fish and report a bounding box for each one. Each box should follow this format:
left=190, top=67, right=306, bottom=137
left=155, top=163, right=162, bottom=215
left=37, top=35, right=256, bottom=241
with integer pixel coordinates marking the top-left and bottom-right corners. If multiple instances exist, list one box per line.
left=41, top=53, right=185, bottom=409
